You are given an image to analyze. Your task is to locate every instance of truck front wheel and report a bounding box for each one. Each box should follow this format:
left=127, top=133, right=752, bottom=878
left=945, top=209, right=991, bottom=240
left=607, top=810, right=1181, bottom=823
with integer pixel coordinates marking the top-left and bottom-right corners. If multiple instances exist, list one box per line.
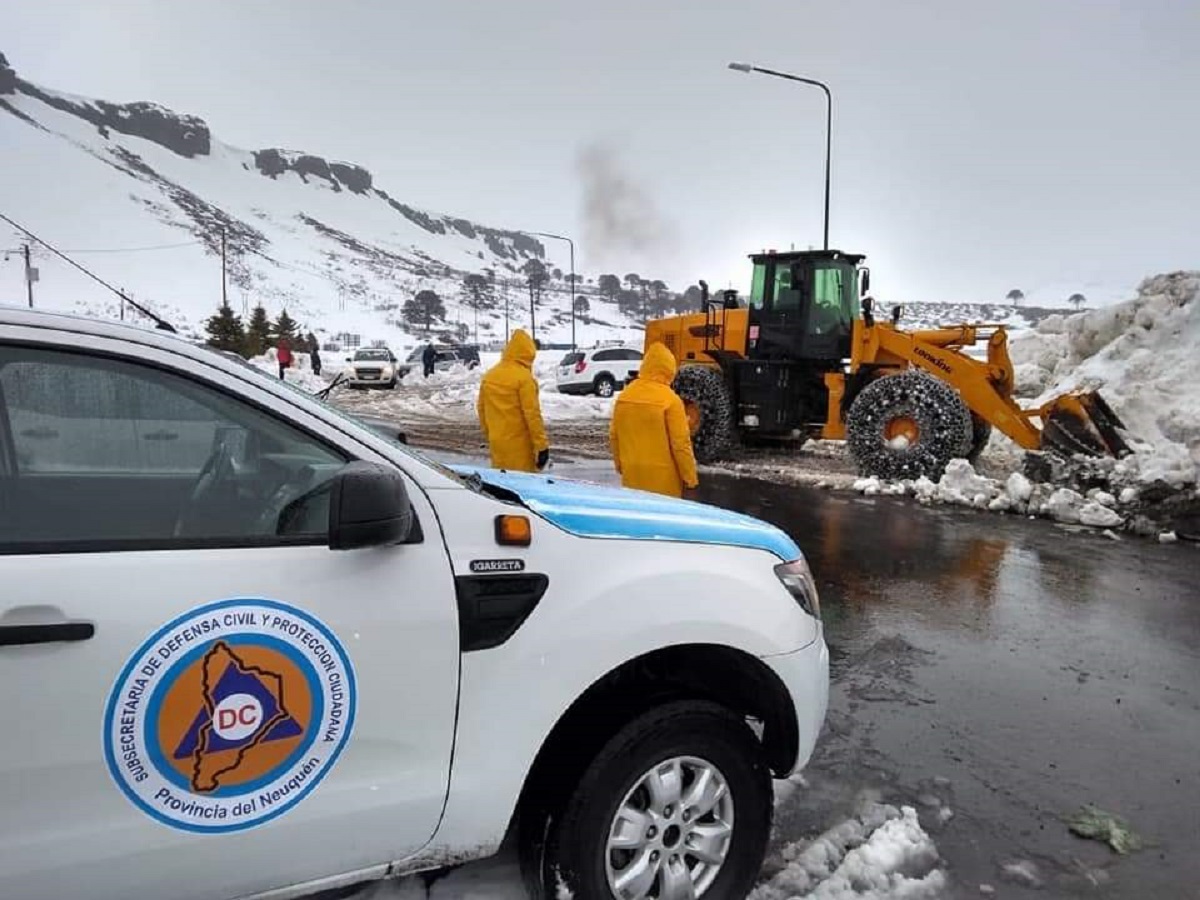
left=526, top=701, right=771, bottom=900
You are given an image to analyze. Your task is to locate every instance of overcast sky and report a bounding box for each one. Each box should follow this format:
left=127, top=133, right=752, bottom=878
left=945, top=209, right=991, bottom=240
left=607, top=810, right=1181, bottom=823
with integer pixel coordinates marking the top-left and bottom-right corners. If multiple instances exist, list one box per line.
left=6, top=0, right=1198, bottom=305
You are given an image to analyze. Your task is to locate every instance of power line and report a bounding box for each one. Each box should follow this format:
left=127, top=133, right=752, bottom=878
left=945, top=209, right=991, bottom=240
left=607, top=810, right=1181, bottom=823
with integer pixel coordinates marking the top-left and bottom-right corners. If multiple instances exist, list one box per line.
left=0, top=211, right=176, bottom=333
left=60, top=240, right=203, bottom=254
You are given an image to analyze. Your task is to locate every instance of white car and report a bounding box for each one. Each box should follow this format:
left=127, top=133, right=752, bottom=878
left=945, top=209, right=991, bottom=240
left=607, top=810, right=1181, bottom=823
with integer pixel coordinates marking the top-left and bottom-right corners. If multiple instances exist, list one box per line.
left=0, top=308, right=828, bottom=900
left=343, top=347, right=399, bottom=389
left=556, top=346, right=643, bottom=397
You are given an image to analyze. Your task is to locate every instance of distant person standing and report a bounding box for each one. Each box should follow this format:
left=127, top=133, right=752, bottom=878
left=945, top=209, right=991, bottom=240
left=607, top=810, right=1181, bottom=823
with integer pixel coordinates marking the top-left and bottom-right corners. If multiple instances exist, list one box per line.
left=276, top=338, right=293, bottom=379
left=477, top=329, right=549, bottom=472
left=422, top=343, right=437, bottom=378
left=310, top=343, right=322, bottom=377
left=609, top=342, right=699, bottom=498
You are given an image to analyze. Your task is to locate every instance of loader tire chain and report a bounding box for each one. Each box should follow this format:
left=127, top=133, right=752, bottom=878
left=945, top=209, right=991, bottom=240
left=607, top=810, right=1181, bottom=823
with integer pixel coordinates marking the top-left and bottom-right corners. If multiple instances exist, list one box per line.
left=846, top=370, right=974, bottom=481
left=673, top=365, right=737, bottom=463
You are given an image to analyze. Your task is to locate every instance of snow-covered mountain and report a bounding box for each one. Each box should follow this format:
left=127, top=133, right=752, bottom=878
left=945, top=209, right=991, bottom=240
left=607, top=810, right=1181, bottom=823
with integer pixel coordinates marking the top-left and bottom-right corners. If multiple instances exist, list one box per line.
left=0, top=52, right=641, bottom=351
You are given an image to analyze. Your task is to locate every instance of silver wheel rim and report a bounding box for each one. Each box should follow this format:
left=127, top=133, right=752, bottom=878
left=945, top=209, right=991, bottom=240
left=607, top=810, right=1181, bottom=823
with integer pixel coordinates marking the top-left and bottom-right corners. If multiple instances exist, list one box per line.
left=598, top=379, right=614, bottom=397
left=605, top=755, right=734, bottom=900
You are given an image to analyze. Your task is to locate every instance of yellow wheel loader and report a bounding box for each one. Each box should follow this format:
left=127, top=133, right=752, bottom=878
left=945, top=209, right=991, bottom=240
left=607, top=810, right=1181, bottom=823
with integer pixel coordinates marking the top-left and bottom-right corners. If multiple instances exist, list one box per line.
left=643, top=249, right=1129, bottom=480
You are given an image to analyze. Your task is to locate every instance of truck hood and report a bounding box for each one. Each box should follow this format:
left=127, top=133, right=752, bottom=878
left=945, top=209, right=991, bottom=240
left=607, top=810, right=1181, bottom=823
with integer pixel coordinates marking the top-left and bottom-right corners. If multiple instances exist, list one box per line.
left=451, top=466, right=801, bottom=562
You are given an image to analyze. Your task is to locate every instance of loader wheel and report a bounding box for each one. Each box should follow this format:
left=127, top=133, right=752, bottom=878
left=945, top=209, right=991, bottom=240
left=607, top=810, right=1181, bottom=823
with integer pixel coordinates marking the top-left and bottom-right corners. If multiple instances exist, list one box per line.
left=847, top=371, right=973, bottom=481
left=967, top=415, right=992, bottom=463
left=673, top=365, right=736, bottom=463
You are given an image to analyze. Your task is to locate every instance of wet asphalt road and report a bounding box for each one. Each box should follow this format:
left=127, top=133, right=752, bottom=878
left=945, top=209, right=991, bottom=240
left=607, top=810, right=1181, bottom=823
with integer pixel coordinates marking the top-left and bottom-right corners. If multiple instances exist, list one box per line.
left=691, top=475, right=1200, bottom=899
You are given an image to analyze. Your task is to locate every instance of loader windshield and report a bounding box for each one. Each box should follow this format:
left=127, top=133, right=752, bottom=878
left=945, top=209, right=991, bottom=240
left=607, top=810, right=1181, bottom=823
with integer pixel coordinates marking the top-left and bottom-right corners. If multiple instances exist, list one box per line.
left=813, top=264, right=860, bottom=330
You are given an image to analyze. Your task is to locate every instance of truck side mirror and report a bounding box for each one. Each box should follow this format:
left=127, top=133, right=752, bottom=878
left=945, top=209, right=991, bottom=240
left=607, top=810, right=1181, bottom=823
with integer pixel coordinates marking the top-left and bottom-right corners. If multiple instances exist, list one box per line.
left=328, top=462, right=418, bottom=550
left=892, top=304, right=903, bottom=325
left=861, top=268, right=871, bottom=295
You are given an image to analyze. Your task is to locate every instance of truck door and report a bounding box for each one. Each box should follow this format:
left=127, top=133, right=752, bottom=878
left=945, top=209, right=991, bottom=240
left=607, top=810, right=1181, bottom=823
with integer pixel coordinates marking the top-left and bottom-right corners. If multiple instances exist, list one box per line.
left=0, top=335, right=459, bottom=900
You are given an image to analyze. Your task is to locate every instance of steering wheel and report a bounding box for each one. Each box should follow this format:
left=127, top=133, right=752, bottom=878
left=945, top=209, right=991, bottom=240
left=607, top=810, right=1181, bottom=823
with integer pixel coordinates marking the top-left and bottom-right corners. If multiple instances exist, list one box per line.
left=173, top=435, right=239, bottom=538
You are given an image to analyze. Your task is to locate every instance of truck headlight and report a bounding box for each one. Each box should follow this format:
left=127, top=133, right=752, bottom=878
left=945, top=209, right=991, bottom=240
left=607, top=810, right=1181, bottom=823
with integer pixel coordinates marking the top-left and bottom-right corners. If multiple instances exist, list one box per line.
left=381, top=365, right=394, bottom=378
left=774, top=558, right=820, bottom=619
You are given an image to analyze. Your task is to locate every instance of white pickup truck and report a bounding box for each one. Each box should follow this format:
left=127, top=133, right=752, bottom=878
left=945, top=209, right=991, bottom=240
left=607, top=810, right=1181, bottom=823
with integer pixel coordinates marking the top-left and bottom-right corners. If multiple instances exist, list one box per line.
left=0, top=308, right=828, bottom=900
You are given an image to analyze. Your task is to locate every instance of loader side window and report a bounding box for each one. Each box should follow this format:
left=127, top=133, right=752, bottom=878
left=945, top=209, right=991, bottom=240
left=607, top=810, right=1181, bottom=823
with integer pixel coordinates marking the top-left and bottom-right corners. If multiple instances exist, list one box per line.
left=749, top=262, right=767, bottom=309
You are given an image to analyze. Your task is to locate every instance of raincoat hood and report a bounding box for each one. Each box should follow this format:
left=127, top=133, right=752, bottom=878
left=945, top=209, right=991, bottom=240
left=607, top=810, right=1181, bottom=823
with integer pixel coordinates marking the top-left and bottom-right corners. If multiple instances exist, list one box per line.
left=502, top=329, right=537, bottom=368
left=640, top=341, right=677, bottom=385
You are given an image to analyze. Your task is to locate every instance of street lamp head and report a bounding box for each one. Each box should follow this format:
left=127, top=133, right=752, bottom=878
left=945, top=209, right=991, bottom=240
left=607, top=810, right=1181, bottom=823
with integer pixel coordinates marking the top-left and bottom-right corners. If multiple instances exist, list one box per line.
left=728, top=62, right=753, bottom=73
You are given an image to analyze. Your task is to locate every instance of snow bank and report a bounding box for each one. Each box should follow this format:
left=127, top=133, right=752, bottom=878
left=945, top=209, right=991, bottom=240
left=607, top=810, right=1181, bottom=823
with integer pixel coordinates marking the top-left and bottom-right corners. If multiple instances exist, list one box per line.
left=1009, top=271, right=1200, bottom=485
left=383, top=354, right=614, bottom=422
left=751, top=803, right=944, bottom=900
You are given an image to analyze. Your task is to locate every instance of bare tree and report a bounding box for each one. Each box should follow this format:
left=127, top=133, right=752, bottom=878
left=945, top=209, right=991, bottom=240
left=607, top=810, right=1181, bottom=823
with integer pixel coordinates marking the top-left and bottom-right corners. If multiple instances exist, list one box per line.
left=1005, top=288, right=1025, bottom=306
left=1068, top=293, right=1087, bottom=311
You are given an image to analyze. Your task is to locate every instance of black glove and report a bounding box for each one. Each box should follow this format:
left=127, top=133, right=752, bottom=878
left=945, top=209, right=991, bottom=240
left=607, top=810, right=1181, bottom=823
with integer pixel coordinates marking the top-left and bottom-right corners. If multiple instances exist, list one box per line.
left=536, top=449, right=550, bottom=470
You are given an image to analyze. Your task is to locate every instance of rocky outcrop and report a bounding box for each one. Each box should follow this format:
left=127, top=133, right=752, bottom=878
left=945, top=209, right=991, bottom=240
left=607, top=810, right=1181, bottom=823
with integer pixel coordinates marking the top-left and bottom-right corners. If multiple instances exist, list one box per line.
left=0, top=53, right=15, bottom=95
left=252, top=148, right=373, bottom=194
left=14, top=72, right=210, bottom=157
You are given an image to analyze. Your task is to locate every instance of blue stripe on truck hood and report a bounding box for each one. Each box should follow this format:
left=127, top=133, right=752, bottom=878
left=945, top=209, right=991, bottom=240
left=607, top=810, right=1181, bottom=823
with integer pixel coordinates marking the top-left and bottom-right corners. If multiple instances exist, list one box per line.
left=452, top=466, right=801, bottom=562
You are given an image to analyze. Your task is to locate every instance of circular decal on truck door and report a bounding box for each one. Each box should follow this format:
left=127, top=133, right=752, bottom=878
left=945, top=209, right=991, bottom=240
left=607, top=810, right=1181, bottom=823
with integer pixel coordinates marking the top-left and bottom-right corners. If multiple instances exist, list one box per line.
left=103, top=598, right=356, bottom=833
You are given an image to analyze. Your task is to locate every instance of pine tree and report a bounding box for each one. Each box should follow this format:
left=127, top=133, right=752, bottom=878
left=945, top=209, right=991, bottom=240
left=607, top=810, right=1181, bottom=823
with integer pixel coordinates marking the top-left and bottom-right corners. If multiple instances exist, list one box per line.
left=245, top=305, right=271, bottom=357
left=271, top=309, right=299, bottom=344
left=204, top=303, right=246, bottom=354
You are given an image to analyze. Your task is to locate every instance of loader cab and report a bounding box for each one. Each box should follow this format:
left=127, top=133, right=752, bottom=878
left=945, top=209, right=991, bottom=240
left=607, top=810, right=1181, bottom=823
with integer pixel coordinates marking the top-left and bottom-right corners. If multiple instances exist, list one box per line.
left=747, top=249, right=864, bottom=362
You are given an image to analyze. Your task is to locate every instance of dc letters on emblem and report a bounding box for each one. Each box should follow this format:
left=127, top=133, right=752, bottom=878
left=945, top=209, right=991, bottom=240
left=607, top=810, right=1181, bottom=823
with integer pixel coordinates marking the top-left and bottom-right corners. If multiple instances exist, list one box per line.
left=103, top=599, right=356, bottom=833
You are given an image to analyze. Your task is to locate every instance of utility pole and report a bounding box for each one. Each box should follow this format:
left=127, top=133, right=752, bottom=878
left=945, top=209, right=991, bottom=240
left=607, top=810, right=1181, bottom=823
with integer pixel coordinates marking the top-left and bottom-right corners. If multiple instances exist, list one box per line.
left=23, top=244, right=35, bottom=308
left=221, top=228, right=228, bottom=309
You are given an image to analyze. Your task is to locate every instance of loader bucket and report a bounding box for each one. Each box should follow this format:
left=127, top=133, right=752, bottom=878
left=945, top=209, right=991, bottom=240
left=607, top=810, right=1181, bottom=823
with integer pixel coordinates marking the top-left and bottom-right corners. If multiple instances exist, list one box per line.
left=1039, top=391, right=1131, bottom=458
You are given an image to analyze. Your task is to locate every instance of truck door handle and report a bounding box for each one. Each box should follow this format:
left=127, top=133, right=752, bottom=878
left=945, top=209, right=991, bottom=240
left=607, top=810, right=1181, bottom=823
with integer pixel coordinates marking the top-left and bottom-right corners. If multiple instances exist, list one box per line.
left=0, top=622, right=95, bottom=646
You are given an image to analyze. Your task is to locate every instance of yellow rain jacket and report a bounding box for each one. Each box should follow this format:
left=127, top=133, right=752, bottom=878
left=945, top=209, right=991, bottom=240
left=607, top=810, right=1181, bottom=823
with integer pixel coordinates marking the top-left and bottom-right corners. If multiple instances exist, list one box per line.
left=477, top=330, right=549, bottom=472
left=610, top=342, right=699, bottom=498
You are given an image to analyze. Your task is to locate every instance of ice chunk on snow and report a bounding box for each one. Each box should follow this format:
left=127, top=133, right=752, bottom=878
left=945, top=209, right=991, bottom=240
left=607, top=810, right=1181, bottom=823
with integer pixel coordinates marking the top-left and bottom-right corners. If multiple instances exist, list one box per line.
left=1005, top=472, right=1034, bottom=503
left=1078, top=501, right=1122, bottom=528
left=936, top=459, right=998, bottom=505
left=752, top=805, right=944, bottom=900
left=887, top=434, right=911, bottom=450
left=912, top=476, right=938, bottom=503
left=1159, top=531, right=1179, bottom=544
left=854, top=476, right=884, bottom=496
left=1119, top=486, right=1139, bottom=504
left=1046, top=487, right=1086, bottom=523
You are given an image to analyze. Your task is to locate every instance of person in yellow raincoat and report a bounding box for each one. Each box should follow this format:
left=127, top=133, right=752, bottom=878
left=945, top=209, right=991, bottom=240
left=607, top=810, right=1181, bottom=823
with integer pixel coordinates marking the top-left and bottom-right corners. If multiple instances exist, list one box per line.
left=477, top=329, right=550, bottom=472
left=609, top=341, right=699, bottom=498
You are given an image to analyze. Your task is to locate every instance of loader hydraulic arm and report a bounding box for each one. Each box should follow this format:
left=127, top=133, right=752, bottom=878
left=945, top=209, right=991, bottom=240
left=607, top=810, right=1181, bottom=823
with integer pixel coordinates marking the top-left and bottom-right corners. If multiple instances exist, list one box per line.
left=851, top=322, right=1044, bottom=449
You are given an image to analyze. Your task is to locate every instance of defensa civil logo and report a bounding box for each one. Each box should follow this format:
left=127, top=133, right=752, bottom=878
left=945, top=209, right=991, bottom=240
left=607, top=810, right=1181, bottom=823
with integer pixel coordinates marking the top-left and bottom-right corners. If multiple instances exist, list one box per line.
left=103, top=598, right=356, bottom=833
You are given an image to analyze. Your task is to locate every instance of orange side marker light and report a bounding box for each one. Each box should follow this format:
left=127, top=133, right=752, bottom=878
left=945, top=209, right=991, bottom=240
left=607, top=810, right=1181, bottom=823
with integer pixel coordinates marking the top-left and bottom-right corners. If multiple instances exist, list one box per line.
left=495, top=515, right=532, bottom=547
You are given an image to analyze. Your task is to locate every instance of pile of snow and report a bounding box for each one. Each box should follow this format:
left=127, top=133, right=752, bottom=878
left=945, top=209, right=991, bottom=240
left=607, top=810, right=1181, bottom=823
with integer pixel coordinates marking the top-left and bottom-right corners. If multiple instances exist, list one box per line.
left=334, top=351, right=615, bottom=423
left=751, top=803, right=945, bottom=900
left=1009, top=271, right=1200, bottom=487
left=856, top=458, right=1129, bottom=528
left=246, top=351, right=328, bottom=393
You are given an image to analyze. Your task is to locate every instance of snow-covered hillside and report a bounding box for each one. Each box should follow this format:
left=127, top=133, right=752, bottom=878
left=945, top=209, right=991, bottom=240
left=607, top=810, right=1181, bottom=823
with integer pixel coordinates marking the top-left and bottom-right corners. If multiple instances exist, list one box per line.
left=0, top=52, right=642, bottom=351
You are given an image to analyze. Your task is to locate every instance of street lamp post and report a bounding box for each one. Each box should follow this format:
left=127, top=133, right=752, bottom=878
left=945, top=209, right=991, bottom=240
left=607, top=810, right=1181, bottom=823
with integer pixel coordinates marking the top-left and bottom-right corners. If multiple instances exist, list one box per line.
left=524, top=230, right=577, bottom=349
left=729, top=62, right=832, bottom=251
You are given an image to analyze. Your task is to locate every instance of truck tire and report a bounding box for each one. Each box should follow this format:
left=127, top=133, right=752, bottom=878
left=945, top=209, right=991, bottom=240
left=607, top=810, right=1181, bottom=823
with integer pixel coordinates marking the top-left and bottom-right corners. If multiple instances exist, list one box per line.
left=526, top=701, right=771, bottom=900
left=846, top=370, right=973, bottom=481
left=673, top=365, right=736, bottom=463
